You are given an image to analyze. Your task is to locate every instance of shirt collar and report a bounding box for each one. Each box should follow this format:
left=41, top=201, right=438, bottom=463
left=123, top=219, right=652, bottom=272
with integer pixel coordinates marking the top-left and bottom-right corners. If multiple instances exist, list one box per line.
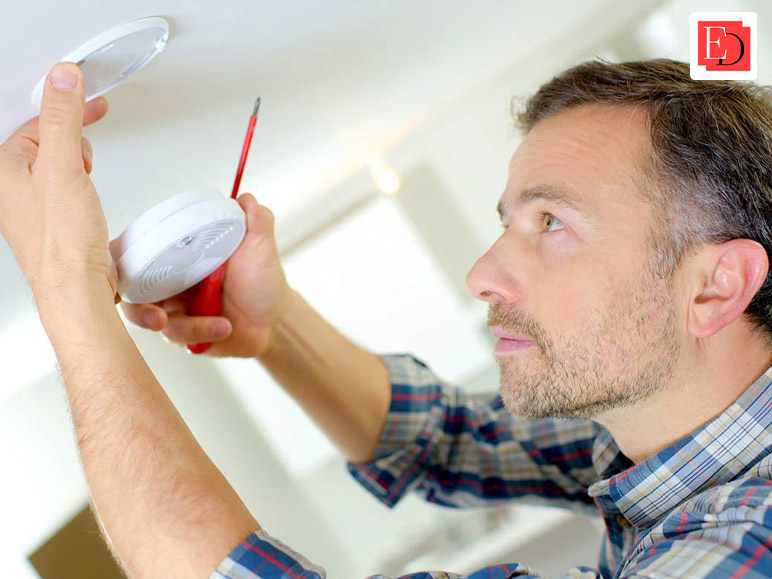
left=588, top=366, right=772, bottom=528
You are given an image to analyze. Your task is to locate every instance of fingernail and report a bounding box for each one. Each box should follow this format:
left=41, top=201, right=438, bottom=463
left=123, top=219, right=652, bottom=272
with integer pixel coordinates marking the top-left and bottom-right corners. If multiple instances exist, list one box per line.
left=49, top=64, right=79, bottom=91
left=213, top=321, right=230, bottom=338
left=142, top=311, right=157, bottom=329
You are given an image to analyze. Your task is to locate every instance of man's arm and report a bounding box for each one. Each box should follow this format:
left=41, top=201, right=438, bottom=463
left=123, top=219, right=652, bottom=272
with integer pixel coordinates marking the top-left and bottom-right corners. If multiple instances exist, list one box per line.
left=345, top=353, right=603, bottom=511
left=256, top=287, right=392, bottom=464
left=0, top=63, right=259, bottom=579
left=40, top=281, right=259, bottom=578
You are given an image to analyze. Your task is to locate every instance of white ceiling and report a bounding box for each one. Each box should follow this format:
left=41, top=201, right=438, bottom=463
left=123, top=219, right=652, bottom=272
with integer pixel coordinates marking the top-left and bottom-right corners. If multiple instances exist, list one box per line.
left=0, top=0, right=664, bottom=374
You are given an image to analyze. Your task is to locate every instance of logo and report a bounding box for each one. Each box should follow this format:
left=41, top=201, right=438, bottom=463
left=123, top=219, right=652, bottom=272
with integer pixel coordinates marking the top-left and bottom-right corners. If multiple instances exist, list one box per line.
left=690, top=12, right=756, bottom=80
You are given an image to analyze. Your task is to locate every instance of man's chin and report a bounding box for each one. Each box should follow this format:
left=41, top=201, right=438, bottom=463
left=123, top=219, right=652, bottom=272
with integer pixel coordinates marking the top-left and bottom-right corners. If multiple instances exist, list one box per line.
left=498, top=378, right=594, bottom=420
left=501, top=395, right=591, bottom=420
left=499, top=380, right=550, bottom=418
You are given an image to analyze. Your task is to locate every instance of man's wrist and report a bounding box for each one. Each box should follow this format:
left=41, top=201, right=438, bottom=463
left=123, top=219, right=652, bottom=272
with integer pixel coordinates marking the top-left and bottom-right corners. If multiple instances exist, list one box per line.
left=256, top=287, right=304, bottom=363
left=36, top=275, right=118, bottom=337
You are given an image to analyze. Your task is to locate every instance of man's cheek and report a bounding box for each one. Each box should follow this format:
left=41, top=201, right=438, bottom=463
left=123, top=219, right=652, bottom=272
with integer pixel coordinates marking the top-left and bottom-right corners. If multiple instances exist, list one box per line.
left=537, top=280, right=596, bottom=329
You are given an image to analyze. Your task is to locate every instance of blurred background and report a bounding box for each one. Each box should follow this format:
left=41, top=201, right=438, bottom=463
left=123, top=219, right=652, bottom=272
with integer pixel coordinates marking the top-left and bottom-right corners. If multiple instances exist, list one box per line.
left=0, top=0, right=768, bottom=576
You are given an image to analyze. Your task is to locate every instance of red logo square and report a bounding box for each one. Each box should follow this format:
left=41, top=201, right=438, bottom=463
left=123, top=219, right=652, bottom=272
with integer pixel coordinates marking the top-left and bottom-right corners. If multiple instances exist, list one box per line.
left=691, top=12, right=756, bottom=80
left=697, top=20, right=751, bottom=71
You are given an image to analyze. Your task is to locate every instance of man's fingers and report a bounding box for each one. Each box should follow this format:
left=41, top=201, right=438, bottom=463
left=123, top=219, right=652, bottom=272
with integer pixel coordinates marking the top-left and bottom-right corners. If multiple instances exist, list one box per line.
left=37, top=63, right=86, bottom=179
left=120, top=302, right=168, bottom=331
left=118, top=293, right=232, bottom=344
left=161, top=297, right=187, bottom=316
left=83, top=96, right=109, bottom=127
left=162, top=316, right=232, bottom=344
left=237, top=193, right=274, bottom=237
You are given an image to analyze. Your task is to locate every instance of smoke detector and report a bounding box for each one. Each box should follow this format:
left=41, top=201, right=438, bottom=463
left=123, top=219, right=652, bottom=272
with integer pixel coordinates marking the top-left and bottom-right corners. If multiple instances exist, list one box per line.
left=110, top=188, right=247, bottom=304
left=31, top=17, right=169, bottom=106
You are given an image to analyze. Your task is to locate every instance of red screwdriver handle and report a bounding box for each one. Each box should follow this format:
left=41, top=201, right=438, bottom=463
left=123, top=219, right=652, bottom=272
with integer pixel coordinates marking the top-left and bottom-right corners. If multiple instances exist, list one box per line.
left=186, top=97, right=259, bottom=355
left=185, top=263, right=227, bottom=354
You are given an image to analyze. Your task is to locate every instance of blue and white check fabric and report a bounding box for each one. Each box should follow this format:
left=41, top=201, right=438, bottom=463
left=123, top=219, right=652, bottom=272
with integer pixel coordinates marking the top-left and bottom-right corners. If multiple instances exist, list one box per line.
left=213, top=354, right=772, bottom=578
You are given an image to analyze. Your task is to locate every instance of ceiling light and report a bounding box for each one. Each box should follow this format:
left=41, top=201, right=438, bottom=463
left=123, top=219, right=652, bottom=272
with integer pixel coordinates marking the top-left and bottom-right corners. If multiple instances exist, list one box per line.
left=376, top=168, right=401, bottom=195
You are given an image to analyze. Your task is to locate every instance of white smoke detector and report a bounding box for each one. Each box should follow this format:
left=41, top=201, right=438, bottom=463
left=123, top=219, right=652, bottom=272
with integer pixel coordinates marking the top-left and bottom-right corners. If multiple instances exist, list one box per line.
left=111, top=188, right=246, bottom=304
left=31, top=17, right=169, bottom=107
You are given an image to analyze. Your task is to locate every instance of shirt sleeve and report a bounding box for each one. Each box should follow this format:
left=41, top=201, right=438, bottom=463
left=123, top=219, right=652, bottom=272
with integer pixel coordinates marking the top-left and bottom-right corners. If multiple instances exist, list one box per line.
left=347, top=354, right=602, bottom=511
left=212, top=530, right=601, bottom=579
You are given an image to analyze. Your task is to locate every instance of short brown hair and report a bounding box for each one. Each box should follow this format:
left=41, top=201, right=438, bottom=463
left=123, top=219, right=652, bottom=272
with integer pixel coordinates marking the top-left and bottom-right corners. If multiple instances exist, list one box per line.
left=516, top=58, right=772, bottom=339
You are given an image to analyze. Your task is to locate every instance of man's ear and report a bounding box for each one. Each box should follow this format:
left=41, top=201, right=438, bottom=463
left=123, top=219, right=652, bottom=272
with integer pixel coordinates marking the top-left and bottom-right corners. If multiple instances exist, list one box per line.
left=688, top=239, right=769, bottom=339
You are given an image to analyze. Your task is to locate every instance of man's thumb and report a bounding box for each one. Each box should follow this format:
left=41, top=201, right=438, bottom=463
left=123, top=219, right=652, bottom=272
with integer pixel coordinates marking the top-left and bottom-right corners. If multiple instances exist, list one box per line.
left=237, top=193, right=274, bottom=237
left=37, top=63, right=86, bottom=179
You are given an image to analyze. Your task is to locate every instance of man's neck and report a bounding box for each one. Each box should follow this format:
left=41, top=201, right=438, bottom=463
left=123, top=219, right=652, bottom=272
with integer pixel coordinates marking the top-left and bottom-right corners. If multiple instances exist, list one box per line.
left=597, top=323, right=772, bottom=464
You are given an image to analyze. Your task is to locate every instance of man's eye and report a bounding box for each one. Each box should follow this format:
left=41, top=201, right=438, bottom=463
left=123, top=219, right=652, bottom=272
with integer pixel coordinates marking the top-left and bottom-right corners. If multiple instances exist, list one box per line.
left=543, top=213, right=565, bottom=232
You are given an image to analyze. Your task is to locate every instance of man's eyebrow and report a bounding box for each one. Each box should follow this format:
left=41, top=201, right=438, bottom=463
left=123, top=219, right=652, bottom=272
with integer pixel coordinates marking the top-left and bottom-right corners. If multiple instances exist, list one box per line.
left=497, top=185, right=589, bottom=221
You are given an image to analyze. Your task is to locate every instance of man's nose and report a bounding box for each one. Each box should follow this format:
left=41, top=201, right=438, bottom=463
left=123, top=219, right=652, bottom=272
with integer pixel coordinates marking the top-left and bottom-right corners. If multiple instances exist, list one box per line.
left=465, top=243, right=521, bottom=305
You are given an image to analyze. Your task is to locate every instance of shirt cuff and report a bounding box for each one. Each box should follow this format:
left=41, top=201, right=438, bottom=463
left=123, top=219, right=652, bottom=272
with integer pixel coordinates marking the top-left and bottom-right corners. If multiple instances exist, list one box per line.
left=347, top=353, right=448, bottom=508
left=212, top=530, right=542, bottom=578
left=211, top=530, right=327, bottom=579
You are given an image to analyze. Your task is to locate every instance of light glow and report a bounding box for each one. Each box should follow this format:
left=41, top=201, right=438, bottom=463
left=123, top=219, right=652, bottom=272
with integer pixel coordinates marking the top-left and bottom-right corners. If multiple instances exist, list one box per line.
left=376, top=169, right=401, bottom=195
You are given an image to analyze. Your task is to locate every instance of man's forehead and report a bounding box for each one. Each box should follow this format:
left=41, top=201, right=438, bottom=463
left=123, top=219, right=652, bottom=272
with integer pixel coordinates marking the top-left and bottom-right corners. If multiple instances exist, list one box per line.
left=501, top=105, right=651, bottom=210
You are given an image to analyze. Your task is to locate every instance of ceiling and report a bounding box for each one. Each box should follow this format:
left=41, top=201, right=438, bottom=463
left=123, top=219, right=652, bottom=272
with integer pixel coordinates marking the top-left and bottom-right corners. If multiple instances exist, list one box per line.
left=0, top=0, right=664, bottom=389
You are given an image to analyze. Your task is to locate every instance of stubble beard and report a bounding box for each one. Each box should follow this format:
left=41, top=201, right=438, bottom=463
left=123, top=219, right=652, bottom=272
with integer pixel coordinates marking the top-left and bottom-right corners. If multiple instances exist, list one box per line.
left=489, top=272, right=681, bottom=420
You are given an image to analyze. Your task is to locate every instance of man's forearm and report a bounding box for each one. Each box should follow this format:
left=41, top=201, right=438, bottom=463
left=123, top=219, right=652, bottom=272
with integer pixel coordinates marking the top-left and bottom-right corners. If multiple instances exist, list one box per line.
left=38, top=281, right=258, bottom=579
left=258, top=288, right=392, bottom=463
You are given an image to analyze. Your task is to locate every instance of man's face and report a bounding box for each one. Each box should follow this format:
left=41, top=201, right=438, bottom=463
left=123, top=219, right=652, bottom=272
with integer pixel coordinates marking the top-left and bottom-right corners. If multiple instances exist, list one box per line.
left=466, top=105, right=683, bottom=420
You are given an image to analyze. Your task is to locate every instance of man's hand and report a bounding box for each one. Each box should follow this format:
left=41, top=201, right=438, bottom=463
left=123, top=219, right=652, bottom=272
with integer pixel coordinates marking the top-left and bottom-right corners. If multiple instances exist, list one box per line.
left=0, top=62, right=115, bottom=311
left=119, top=193, right=292, bottom=358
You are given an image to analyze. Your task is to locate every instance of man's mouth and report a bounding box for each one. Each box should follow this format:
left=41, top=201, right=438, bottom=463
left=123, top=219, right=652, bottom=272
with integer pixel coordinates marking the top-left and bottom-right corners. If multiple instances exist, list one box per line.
left=489, top=326, right=537, bottom=355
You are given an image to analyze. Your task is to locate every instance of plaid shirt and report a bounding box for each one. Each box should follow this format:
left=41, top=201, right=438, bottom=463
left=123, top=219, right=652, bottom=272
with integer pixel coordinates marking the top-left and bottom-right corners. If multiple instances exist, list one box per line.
left=213, top=354, right=772, bottom=578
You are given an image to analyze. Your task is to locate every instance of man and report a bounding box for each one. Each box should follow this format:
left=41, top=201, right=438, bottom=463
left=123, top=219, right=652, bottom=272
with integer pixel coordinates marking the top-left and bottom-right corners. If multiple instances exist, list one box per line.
left=2, top=57, right=772, bottom=578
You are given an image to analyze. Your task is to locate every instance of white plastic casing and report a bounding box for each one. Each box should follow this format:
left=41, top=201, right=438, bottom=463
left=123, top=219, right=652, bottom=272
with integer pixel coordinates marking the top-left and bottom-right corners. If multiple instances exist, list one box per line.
left=110, top=188, right=247, bottom=304
left=31, top=17, right=169, bottom=107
